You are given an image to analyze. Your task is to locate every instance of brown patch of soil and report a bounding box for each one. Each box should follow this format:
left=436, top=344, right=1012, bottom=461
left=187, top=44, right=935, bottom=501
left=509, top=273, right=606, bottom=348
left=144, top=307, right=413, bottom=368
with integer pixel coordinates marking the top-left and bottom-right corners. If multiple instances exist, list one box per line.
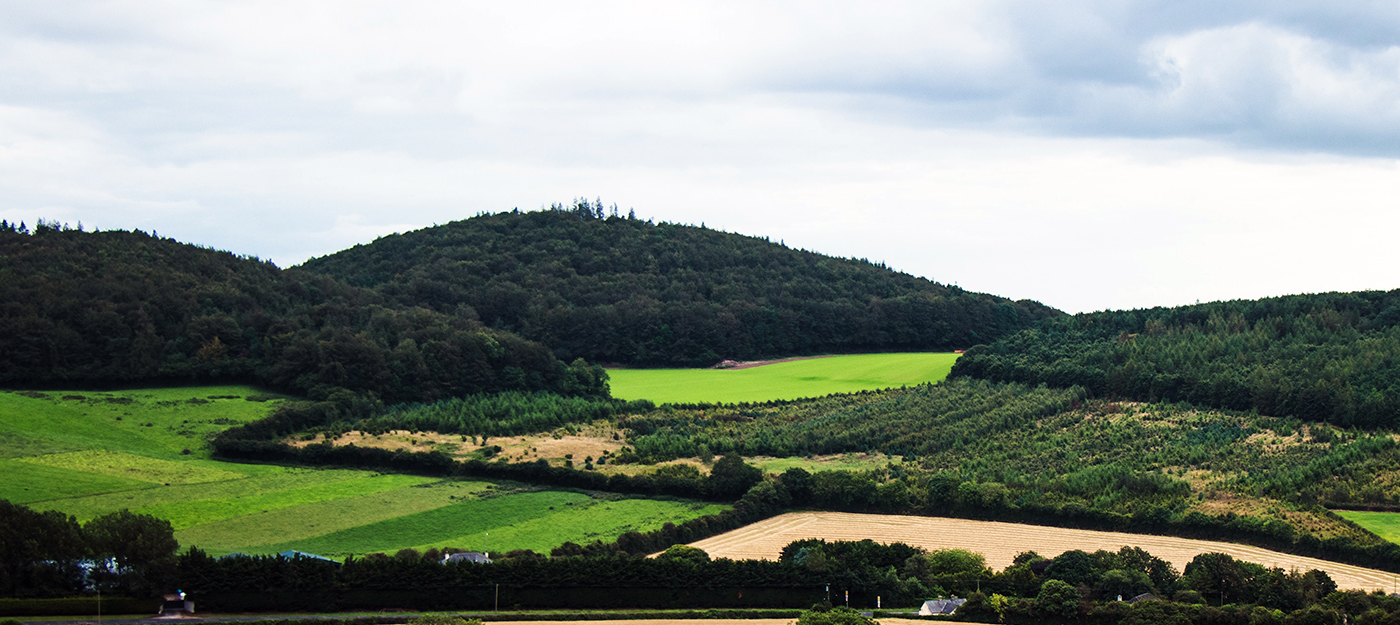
left=709, top=354, right=838, bottom=370
left=1190, top=492, right=1373, bottom=542
left=289, top=421, right=629, bottom=467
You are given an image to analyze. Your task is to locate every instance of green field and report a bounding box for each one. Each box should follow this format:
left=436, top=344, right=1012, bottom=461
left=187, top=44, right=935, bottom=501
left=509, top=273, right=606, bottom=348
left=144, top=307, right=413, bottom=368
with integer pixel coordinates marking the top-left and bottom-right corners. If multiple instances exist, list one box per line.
left=3, top=388, right=728, bottom=557
left=1335, top=510, right=1400, bottom=544
left=607, top=352, right=961, bottom=404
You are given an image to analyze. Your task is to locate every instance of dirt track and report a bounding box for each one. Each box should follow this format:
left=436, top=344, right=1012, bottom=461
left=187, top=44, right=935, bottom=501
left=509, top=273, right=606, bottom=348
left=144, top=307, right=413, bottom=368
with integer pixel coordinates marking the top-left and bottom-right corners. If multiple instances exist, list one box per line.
left=710, top=355, right=836, bottom=370
left=688, top=512, right=1400, bottom=592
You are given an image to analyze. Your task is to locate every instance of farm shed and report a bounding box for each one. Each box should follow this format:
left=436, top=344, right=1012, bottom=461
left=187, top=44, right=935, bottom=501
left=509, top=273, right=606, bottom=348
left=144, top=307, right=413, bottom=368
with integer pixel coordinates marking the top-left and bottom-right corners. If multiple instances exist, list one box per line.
left=444, top=551, right=492, bottom=564
left=919, top=598, right=965, bottom=615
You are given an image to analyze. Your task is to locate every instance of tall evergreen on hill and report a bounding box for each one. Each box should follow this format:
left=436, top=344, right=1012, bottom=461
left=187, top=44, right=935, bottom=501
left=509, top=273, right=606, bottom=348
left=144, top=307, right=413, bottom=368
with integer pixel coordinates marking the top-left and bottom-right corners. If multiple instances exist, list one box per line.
left=300, top=203, right=1061, bottom=366
left=0, top=222, right=605, bottom=402
left=951, top=291, right=1400, bottom=427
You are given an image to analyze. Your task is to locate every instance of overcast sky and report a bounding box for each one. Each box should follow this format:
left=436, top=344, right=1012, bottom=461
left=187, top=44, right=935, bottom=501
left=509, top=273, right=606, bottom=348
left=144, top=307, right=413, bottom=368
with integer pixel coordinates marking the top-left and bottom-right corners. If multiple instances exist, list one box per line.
left=3, top=2, right=1399, bottom=313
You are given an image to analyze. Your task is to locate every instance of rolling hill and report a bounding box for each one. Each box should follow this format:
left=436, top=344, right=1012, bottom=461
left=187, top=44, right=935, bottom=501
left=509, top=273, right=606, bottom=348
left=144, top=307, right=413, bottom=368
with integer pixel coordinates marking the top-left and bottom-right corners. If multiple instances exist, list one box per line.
left=950, top=291, right=1400, bottom=427
left=0, top=222, right=603, bottom=403
left=298, top=202, right=1060, bottom=366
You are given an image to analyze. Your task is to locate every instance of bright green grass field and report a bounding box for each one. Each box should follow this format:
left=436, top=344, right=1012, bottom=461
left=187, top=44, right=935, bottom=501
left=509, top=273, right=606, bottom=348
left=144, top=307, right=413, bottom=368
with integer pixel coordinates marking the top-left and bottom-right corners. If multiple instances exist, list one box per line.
left=0, top=386, right=287, bottom=461
left=1335, top=510, right=1400, bottom=544
left=5, top=387, right=730, bottom=558
left=607, top=352, right=961, bottom=404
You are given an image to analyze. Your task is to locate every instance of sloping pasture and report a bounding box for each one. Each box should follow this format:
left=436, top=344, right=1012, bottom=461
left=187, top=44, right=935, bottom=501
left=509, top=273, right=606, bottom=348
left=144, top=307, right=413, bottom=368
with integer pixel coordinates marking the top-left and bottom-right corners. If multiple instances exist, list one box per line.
left=4, top=388, right=727, bottom=557
left=608, top=352, right=960, bottom=404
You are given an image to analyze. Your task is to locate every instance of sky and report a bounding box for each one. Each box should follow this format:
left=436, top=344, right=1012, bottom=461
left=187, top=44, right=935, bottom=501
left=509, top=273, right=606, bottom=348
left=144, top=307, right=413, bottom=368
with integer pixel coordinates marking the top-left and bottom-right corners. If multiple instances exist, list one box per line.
left=2, top=2, right=1399, bottom=314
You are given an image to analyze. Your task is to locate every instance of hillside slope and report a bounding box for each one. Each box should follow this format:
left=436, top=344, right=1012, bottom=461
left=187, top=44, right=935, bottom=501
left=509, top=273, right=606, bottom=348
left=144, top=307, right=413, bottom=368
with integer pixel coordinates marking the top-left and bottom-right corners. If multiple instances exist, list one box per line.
left=299, top=203, right=1061, bottom=366
left=0, top=222, right=603, bottom=402
left=951, top=291, right=1400, bottom=427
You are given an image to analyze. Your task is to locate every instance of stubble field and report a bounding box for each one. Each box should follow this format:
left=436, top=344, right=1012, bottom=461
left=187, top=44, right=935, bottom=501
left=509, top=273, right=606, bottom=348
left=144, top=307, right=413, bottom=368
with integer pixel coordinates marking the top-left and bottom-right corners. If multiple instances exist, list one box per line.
left=688, top=511, right=1400, bottom=592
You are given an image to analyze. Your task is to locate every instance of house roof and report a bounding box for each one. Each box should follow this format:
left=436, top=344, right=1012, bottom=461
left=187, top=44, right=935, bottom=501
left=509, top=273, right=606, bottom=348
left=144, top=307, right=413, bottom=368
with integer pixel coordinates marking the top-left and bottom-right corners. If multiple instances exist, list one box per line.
left=919, top=598, right=966, bottom=615
left=278, top=550, right=338, bottom=564
left=444, top=551, right=492, bottom=564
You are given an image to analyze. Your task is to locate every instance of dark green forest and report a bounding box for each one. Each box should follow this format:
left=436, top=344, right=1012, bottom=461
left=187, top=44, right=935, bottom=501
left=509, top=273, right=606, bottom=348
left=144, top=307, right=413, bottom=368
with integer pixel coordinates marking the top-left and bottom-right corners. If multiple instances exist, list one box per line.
left=951, top=291, right=1400, bottom=427
left=298, top=201, right=1060, bottom=366
left=0, top=221, right=606, bottom=403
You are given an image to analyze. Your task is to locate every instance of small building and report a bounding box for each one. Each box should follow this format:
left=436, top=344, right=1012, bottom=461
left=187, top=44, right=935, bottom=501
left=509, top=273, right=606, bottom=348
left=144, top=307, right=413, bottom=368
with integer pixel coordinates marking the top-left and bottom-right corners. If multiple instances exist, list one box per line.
left=443, top=551, right=492, bottom=564
left=919, top=598, right=966, bottom=615
left=278, top=550, right=339, bottom=565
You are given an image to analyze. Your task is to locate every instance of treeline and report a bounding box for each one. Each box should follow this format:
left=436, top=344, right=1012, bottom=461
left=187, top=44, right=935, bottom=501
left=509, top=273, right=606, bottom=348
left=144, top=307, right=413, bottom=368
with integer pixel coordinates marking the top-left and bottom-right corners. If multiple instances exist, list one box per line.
left=356, top=392, right=655, bottom=438
left=948, top=547, right=1346, bottom=625
left=299, top=204, right=1060, bottom=367
left=0, top=501, right=179, bottom=598
left=952, top=291, right=1400, bottom=427
left=0, top=225, right=607, bottom=402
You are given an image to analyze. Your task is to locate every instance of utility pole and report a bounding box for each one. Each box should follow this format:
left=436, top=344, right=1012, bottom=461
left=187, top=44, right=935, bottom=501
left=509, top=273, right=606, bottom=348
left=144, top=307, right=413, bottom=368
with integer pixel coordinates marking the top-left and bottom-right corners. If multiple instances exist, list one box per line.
left=494, top=583, right=499, bottom=612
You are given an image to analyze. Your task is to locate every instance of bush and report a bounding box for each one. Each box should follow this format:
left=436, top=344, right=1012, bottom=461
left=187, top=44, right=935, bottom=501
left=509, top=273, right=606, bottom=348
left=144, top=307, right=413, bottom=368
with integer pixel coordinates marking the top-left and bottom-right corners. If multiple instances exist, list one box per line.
left=795, top=606, right=877, bottom=625
left=1035, top=579, right=1081, bottom=619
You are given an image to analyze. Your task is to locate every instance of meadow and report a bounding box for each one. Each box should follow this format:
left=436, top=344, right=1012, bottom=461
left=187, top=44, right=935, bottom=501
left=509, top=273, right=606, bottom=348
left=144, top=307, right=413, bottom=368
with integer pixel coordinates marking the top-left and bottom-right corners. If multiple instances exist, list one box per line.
left=1336, top=510, right=1400, bottom=545
left=606, top=352, right=960, bottom=404
left=3, top=388, right=728, bottom=557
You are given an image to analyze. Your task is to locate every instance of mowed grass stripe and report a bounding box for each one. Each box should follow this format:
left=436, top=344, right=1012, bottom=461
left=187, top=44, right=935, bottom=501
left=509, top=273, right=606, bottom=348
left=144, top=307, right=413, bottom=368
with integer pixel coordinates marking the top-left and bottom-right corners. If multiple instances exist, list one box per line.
left=139, top=473, right=435, bottom=530
left=412, top=498, right=731, bottom=555
left=1335, top=511, right=1400, bottom=545
left=608, top=353, right=960, bottom=404
left=0, top=459, right=154, bottom=504
left=254, top=490, right=592, bottom=555
left=19, top=450, right=246, bottom=485
left=29, top=467, right=367, bottom=521
left=174, top=479, right=492, bottom=554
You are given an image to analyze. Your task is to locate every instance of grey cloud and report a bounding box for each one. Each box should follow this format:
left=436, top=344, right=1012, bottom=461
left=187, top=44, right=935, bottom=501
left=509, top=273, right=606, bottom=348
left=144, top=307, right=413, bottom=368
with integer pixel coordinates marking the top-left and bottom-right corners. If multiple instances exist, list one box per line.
left=759, top=2, right=1400, bottom=155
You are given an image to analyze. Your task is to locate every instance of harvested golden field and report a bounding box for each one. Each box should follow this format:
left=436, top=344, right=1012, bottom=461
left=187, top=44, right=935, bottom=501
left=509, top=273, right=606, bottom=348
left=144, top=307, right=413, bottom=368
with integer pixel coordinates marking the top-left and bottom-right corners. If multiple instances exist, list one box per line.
left=501, top=621, right=792, bottom=625
left=688, top=512, right=1399, bottom=592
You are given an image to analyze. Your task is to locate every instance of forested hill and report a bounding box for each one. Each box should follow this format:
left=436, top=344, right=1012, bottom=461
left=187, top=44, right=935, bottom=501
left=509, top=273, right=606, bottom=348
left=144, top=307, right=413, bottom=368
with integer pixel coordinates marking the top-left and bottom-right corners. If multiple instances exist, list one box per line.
left=951, top=290, right=1400, bottom=427
left=299, top=203, right=1061, bottom=366
left=0, top=221, right=606, bottom=402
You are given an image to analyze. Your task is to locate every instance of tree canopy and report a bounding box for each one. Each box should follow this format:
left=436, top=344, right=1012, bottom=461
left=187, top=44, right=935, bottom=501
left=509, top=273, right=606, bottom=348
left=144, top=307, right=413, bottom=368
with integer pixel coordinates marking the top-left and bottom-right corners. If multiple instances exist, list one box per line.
left=299, top=204, right=1061, bottom=366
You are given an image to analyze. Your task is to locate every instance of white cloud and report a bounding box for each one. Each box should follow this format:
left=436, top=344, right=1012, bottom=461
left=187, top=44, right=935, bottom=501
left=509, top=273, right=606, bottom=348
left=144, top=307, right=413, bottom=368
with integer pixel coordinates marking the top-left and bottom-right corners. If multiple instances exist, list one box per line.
left=1, top=1, right=1399, bottom=313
